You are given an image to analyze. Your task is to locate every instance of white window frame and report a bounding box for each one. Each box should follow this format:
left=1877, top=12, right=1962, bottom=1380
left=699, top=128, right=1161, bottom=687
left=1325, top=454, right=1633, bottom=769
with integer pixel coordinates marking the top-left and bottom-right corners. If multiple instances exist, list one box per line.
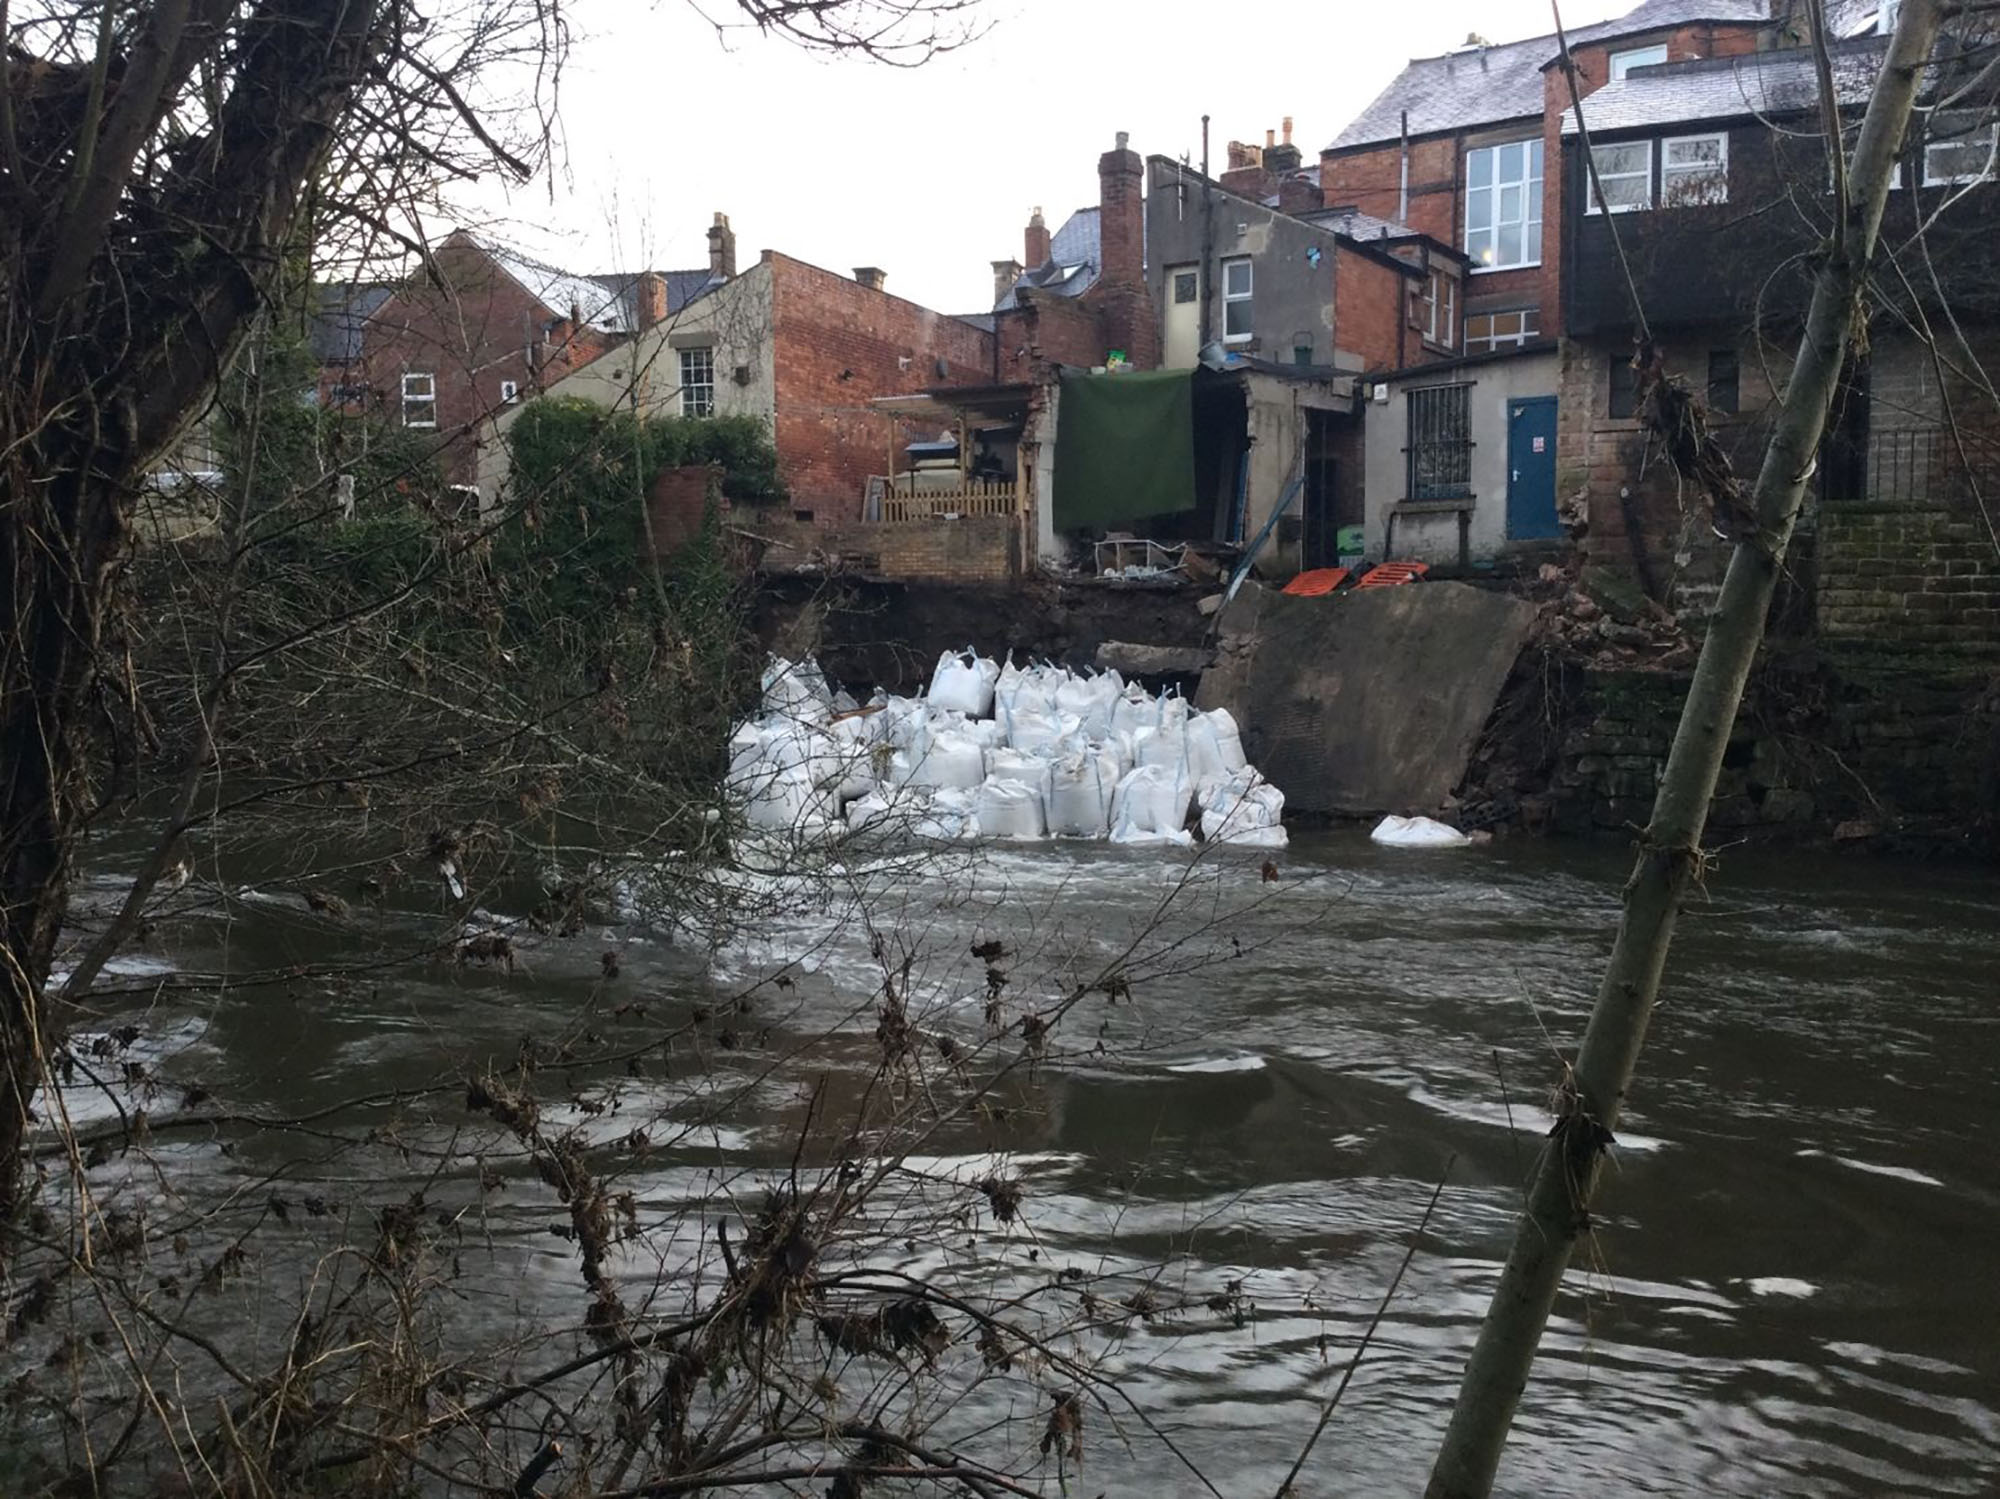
left=1587, top=139, right=1654, bottom=214
left=1922, top=121, right=1997, bottom=186
left=679, top=346, right=716, bottom=417
left=1222, top=257, right=1253, bottom=343
left=400, top=371, right=436, bottom=428
left=1417, top=269, right=1456, bottom=349
left=499, top=379, right=519, bottom=404
left=1609, top=44, right=1668, bottom=81
left=1464, top=140, right=1544, bottom=273
left=1463, top=308, right=1540, bottom=354
left=1661, top=132, right=1728, bottom=206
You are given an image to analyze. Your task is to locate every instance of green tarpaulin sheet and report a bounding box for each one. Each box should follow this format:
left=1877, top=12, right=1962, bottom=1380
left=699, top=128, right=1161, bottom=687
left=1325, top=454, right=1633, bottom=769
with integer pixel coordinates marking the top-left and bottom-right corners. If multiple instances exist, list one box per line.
left=1052, top=368, right=1196, bottom=530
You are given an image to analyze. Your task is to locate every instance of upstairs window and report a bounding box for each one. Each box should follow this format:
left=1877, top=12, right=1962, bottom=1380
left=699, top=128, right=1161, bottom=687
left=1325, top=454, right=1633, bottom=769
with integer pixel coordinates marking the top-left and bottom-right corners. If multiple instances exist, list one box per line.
left=679, top=347, right=715, bottom=417
left=401, top=371, right=436, bottom=428
left=1464, top=308, right=1540, bottom=354
left=1407, top=384, right=1473, bottom=500
left=1587, top=140, right=1653, bottom=213
left=1923, top=119, right=1997, bottom=186
left=1412, top=269, right=1456, bottom=349
left=1609, top=43, right=1668, bottom=80
left=1661, top=133, right=1728, bottom=205
left=1465, top=140, right=1543, bottom=271
left=499, top=379, right=520, bottom=404
left=1609, top=354, right=1641, bottom=419
left=1223, top=258, right=1254, bottom=341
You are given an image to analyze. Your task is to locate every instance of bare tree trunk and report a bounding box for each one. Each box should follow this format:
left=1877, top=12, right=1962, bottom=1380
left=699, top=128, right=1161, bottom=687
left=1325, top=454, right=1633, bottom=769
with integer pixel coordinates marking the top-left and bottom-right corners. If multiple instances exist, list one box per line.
left=1424, top=5, right=1944, bottom=1495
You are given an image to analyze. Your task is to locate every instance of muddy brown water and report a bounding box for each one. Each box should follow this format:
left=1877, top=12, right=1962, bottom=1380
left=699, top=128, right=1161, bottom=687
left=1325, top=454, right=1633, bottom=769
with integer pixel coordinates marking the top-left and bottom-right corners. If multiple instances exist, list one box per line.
left=48, top=831, right=2000, bottom=1495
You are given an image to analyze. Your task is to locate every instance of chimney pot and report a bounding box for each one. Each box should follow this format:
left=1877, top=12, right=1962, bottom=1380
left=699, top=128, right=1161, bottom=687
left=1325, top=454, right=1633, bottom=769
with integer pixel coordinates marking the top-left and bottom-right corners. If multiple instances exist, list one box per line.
left=854, top=266, right=886, bottom=291
left=707, top=212, right=737, bottom=279
left=1283, top=116, right=1294, bottom=144
left=991, top=257, right=1024, bottom=306
left=1265, top=128, right=1276, bottom=149
left=1115, top=130, right=1129, bottom=151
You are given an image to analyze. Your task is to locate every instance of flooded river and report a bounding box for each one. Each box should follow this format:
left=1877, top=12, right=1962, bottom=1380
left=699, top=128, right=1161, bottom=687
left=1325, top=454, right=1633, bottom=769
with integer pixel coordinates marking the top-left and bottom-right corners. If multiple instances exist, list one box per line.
left=52, top=832, right=2000, bottom=1496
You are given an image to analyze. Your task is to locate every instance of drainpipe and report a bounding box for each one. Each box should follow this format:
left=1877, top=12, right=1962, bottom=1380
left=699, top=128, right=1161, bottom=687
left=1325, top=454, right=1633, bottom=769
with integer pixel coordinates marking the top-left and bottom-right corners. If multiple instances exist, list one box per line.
left=1200, top=114, right=1214, bottom=348
left=1398, top=109, right=1410, bottom=224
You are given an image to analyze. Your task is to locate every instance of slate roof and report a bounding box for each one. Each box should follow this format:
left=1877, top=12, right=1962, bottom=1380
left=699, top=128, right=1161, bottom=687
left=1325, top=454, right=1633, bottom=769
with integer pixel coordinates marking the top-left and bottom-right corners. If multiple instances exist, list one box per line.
left=1327, top=0, right=1773, bottom=151
left=483, top=244, right=721, bottom=333
left=1298, top=205, right=1419, bottom=241
left=995, top=206, right=1102, bottom=310
left=1558, top=39, right=1887, bottom=134
left=310, top=283, right=394, bottom=362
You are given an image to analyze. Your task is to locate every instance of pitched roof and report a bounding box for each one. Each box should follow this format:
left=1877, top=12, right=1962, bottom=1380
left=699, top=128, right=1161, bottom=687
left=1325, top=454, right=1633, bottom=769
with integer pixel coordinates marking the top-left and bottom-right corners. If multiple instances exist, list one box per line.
left=995, top=206, right=1101, bottom=310
left=1327, top=0, right=1772, bottom=152
left=1558, top=38, right=1886, bottom=134
left=476, top=241, right=721, bottom=333
left=310, top=283, right=394, bottom=362
left=1299, top=205, right=1420, bottom=241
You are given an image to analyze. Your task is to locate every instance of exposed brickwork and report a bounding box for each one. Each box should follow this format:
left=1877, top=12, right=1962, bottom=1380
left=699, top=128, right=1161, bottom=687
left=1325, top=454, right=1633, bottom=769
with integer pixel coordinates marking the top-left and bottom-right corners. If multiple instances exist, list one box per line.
left=749, top=513, right=1022, bottom=585
left=1090, top=140, right=1161, bottom=370
left=767, top=254, right=996, bottom=522
left=1334, top=248, right=1413, bottom=370
left=357, top=231, right=618, bottom=484
left=1817, top=505, right=2000, bottom=654
left=643, top=464, right=724, bottom=561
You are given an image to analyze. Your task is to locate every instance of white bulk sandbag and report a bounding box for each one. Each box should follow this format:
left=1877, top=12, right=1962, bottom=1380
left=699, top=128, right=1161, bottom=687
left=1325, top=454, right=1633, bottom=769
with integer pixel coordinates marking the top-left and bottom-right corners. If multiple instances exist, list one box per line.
left=928, top=650, right=998, bottom=718
left=845, top=790, right=902, bottom=835
left=1158, top=694, right=1190, bottom=733
left=1055, top=673, right=1118, bottom=740
left=1110, top=764, right=1193, bottom=843
left=1046, top=749, right=1115, bottom=837
left=910, top=727, right=986, bottom=791
left=744, top=765, right=831, bottom=833
left=976, top=778, right=1046, bottom=839
left=1133, top=723, right=1188, bottom=776
left=1096, top=731, right=1134, bottom=781
left=1204, top=708, right=1248, bottom=773
left=1198, top=770, right=1286, bottom=843
left=914, top=786, right=979, bottom=841
left=1184, top=714, right=1226, bottom=787
left=1007, top=708, right=1082, bottom=757
left=1370, top=815, right=1472, bottom=848
left=962, top=716, right=1008, bottom=750
left=764, top=724, right=842, bottom=790
left=761, top=656, right=831, bottom=720
left=987, top=748, right=1053, bottom=799
left=1111, top=683, right=1160, bottom=738
left=728, top=720, right=766, bottom=778
left=881, top=696, right=930, bottom=752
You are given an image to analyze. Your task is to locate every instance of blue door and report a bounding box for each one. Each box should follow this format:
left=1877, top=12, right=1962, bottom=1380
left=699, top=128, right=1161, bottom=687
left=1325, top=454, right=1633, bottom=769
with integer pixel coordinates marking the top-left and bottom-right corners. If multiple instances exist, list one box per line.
left=1506, top=396, right=1560, bottom=540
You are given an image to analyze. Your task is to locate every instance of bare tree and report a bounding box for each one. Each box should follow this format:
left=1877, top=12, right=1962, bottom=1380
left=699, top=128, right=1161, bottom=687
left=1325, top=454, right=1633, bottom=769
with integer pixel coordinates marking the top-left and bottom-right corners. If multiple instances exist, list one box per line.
left=1424, top=3, right=1948, bottom=1494
left=0, top=0, right=983, bottom=1266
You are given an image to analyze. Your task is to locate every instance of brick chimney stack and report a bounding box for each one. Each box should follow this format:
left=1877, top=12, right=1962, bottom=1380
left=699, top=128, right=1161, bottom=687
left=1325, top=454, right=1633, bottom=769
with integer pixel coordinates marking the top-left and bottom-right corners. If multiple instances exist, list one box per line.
left=707, top=212, right=736, bottom=279
left=635, top=271, right=668, bottom=329
left=1092, top=131, right=1158, bottom=368
left=1265, top=114, right=1303, bottom=175
left=991, top=258, right=1023, bottom=305
left=1024, top=206, right=1051, bottom=269
left=853, top=266, right=886, bottom=292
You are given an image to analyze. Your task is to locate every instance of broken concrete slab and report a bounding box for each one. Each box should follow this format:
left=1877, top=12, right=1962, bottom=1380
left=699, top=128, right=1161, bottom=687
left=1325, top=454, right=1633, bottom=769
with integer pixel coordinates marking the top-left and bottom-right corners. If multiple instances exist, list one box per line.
left=1197, top=581, right=1538, bottom=816
left=1094, top=641, right=1214, bottom=676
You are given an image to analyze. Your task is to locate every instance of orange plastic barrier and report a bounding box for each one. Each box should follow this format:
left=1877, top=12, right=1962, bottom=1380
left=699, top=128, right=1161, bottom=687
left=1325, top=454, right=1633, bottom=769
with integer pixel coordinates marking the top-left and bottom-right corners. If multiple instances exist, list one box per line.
left=1280, top=567, right=1349, bottom=597
left=1354, top=561, right=1431, bottom=589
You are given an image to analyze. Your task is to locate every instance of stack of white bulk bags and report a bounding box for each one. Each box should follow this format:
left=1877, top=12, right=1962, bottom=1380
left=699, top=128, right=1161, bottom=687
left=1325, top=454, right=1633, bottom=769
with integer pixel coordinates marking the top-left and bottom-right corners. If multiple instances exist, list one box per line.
left=1197, top=768, right=1287, bottom=848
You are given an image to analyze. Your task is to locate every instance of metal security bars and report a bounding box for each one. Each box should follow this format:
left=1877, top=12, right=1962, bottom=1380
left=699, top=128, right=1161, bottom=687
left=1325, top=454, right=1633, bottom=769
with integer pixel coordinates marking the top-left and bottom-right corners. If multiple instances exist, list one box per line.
left=1407, top=384, right=1474, bottom=500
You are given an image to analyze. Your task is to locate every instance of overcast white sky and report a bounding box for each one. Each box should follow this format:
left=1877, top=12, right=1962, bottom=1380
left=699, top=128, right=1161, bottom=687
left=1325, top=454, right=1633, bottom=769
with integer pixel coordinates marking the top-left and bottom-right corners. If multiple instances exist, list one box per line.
left=460, top=0, right=1637, bottom=314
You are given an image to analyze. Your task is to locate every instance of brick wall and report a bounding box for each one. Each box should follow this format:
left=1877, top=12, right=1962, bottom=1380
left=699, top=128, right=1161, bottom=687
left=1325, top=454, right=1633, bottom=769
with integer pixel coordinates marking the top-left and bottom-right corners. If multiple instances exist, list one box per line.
left=1086, top=139, right=1161, bottom=370
left=1334, top=248, right=1413, bottom=370
left=643, top=464, right=723, bottom=561
left=360, top=235, right=617, bottom=485
left=1817, top=505, right=2000, bottom=653
left=1556, top=333, right=1773, bottom=609
left=767, top=254, right=996, bottom=521
left=747, top=513, right=1021, bottom=585
left=994, top=293, right=1108, bottom=380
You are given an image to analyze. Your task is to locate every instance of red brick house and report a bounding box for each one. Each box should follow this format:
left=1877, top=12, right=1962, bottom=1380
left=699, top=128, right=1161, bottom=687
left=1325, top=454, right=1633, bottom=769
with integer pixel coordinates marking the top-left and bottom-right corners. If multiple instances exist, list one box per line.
left=347, top=224, right=732, bottom=484
left=480, top=247, right=997, bottom=523
left=1320, top=0, right=1772, bottom=350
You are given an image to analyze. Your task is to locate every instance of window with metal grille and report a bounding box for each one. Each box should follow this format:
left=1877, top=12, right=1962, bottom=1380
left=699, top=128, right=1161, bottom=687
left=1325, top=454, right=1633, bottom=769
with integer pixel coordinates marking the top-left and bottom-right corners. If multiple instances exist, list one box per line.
left=679, top=347, right=715, bottom=418
left=1406, top=384, right=1473, bottom=500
